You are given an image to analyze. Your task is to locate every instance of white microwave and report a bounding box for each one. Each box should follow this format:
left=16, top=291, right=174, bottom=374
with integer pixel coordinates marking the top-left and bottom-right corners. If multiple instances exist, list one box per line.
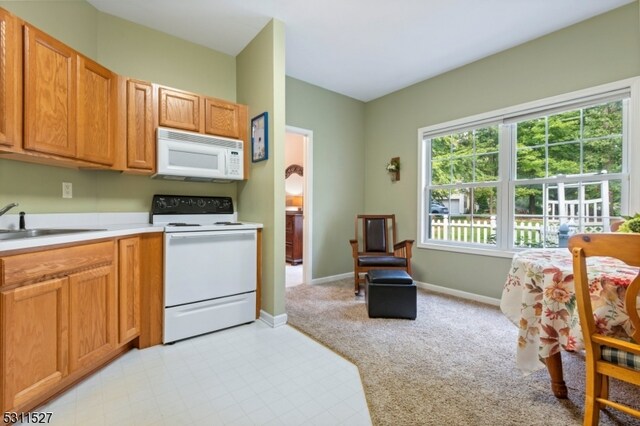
left=154, top=127, right=244, bottom=182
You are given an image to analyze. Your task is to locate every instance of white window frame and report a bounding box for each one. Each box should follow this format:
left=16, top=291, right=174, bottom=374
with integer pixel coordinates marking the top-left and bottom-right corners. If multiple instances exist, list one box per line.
left=417, top=77, right=640, bottom=258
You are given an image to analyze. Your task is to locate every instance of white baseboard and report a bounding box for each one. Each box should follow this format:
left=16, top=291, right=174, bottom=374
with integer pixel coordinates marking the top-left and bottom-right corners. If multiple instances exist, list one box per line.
left=311, top=272, right=351, bottom=285
left=309, top=272, right=500, bottom=306
left=259, top=310, right=288, bottom=327
left=415, top=280, right=500, bottom=306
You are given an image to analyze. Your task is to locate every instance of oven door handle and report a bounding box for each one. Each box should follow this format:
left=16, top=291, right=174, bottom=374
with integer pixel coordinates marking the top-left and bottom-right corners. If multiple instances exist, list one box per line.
left=169, top=230, right=256, bottom=239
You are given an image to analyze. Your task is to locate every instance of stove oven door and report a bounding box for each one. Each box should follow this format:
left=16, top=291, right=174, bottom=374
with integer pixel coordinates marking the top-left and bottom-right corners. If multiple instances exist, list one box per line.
left=164, top=229, right=257, bottom=307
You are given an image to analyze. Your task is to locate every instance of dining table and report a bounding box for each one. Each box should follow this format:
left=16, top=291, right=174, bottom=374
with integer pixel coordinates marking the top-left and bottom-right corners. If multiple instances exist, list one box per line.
left=500, top=248, right=638, bottom=398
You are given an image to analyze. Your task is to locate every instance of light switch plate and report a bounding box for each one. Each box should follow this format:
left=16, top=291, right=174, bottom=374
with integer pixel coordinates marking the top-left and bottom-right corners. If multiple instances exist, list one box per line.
left=62, top=182, right=72, bottom=199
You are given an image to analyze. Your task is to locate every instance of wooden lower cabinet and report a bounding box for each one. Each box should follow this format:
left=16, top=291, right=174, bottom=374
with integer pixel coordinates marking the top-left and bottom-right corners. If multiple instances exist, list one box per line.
left=68, top=265, right=117, bottom=372
left=1, top=278, right=69, bottom=412
left=0, top=234, right=161, bottom=417
left=118, top=237, right=141, bottom=344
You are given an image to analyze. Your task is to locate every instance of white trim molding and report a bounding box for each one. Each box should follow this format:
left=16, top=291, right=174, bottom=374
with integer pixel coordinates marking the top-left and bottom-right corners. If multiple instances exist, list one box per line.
left=414, top=280, right=500, bottom=306
left=286, top=125, right=314, bottom=286
left=259, top=310, right=288, bottom=327
left=311, top=272, right=352, bottom=285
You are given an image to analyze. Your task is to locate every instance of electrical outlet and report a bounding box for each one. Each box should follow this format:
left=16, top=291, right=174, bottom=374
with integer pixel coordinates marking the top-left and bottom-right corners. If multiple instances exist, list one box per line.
left=62, top=182, right=73, bottom=199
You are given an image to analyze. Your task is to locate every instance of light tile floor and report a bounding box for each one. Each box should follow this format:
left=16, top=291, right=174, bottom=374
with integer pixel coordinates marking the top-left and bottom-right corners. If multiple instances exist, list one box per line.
left=20, top=322, right=371, bottom=426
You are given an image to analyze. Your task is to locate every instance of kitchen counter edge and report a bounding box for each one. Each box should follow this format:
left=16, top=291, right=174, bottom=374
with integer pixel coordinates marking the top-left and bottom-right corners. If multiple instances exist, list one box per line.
left=0, top=224, right=165, bottom=253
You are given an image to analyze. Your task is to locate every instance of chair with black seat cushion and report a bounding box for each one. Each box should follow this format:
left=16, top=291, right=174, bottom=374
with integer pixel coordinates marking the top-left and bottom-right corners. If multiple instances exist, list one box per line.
left=349, top=214, right=414, bottom=295
left=569, top=233, right=640, bottom=425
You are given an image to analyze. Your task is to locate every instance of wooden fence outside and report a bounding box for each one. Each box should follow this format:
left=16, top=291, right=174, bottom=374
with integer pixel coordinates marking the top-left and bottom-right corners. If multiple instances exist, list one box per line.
left=430, top=216, right=608, bottom=246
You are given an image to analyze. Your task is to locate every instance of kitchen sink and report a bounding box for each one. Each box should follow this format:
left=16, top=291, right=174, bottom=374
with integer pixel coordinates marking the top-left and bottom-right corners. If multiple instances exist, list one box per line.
left=0, top=228, right=105, bottom=241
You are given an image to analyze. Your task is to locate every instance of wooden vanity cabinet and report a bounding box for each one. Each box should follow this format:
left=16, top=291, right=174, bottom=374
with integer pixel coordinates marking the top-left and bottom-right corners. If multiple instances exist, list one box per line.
left=0, top=8, right=22, bottom=149
left=286, top=212, right=303, bottom=265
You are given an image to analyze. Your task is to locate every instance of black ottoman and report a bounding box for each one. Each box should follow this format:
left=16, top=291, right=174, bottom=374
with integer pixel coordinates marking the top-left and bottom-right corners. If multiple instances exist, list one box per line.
left=365, top=270, right=416, bottom=319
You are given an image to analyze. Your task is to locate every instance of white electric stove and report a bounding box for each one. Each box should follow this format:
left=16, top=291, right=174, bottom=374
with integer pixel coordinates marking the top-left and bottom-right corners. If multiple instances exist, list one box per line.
left=151, top=195, right=262, bottom=343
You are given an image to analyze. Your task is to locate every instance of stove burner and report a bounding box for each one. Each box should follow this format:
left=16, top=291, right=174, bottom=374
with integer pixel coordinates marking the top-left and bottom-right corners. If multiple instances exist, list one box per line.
left=168, top=223, right=201, bottom=226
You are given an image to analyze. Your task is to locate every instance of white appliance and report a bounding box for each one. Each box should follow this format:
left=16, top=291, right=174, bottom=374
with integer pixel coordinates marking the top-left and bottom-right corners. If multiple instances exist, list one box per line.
left=151, top=195, right=261, bottom=343
left=154, top=127, right=244, bottom=182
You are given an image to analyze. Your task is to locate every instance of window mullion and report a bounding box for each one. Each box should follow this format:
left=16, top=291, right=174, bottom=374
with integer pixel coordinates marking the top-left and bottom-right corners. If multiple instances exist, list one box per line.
left=499, top=124, right=512, bottom=250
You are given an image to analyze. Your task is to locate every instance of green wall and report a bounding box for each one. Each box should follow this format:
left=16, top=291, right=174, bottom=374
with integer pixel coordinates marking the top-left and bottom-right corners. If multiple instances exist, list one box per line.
left=363, top=2, right=640, bottom=299
left=0, top=0, right=98, bottom=58
left=285, top=77, right=366, bottom=278
left=0, top=1, right=238, bottom=214
left=2, top=0, right=638, bottom=307
left=237, top=20, right=287, bottom=316
left=96, top=13, right=236, bottom=100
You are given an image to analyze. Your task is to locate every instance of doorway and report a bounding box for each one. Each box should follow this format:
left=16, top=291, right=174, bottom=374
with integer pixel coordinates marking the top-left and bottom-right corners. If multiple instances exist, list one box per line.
left=285, top=126, right=312, bottom=287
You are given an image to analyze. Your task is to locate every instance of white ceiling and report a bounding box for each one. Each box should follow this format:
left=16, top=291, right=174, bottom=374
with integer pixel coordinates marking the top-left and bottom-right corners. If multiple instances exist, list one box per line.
left=87, top=0, right=634, bottom=102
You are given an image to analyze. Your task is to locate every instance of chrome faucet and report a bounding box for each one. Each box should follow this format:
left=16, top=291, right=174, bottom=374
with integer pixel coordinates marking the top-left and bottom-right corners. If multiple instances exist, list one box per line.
left=0, top=202, right=18, bottom=217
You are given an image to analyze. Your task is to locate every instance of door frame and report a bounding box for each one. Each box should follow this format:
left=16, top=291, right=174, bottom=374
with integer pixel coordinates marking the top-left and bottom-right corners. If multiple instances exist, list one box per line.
left=286, top=125, right=312, bottom=285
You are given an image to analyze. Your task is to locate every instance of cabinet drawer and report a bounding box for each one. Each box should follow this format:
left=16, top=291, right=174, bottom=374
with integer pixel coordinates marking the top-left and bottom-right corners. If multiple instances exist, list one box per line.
left=0, top=241, right=114, bottom=287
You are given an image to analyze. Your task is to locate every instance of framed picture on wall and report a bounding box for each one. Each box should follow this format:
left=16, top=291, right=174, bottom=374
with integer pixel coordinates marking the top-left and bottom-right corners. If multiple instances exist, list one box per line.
left=251, top=112, right=268, bottom=162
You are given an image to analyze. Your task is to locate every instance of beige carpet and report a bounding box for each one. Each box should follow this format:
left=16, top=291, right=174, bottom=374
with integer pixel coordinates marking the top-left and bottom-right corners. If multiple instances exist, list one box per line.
left=285, top=279, right=640, bottom=426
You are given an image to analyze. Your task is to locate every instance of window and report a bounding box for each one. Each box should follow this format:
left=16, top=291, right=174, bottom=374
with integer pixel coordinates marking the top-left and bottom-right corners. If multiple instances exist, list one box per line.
left=418, top=79, right=637, bottom=254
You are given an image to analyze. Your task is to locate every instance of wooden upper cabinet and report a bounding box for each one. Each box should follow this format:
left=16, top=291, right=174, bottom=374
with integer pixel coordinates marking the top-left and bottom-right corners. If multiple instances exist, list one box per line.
left=23, top=24, right=76, bottom=158
left=158, top=86, right=201, bottom=132
left=1, top=277, right=69, bottom=412
left=204, top=97, right=241, bottom=139
left=0, top=9, right=21, bottom=149
left=76, top=56, right=116, bottom=165
left=126, top=79, right=155, bottom=170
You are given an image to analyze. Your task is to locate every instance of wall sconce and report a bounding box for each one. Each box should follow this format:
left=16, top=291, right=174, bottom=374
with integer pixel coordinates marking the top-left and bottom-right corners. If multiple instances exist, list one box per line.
left=386, top=157, right=400, bottom=182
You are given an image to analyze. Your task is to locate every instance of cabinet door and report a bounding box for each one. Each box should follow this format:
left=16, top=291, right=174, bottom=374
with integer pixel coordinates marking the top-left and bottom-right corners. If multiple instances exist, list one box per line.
left=158, top=86, right=200, bottom=132
left=118, top=237, right=140, bottom=344
left=76, top=56, right=115, bottom=165
left=68, top=265, right=117, bottom=372
left=1, top=278, right=69, bottom=412
left=0, top=9, right=21, bottom=149
left=204, top=97, right=240, bottom=139
left=23, top=25, right=76, bottom=157
left=126, top=79, right=154, bottom=170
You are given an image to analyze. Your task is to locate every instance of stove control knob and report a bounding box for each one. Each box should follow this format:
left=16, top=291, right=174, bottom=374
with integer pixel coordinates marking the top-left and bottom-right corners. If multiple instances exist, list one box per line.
left=197, top=199, right=206, bottom=207
left=157, top=198, right=167, bottom=209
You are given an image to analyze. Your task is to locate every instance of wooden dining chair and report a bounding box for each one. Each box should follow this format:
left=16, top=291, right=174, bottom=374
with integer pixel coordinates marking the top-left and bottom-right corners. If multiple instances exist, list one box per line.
left=569, top=233, right=640, bottom=425
left=349, top=214, right=414, bottom=295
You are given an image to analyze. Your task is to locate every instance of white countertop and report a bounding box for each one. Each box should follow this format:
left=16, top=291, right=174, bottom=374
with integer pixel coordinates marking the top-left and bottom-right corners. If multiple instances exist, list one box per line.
left=0, top=213, right=164, bottom=253
left=0, top=212, right=263, bottom=252
left=0, top=224, right=164, bottom=252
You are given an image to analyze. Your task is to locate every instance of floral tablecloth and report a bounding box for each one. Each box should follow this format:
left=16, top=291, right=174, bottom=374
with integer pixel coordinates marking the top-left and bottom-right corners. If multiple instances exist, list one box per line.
left=501, top=248, right=638, bottom=374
